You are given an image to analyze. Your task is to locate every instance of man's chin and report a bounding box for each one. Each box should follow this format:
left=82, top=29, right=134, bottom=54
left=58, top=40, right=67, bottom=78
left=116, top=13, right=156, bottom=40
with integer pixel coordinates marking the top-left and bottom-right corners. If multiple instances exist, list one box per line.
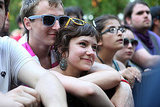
left=144, top=26, right=151, bottom=29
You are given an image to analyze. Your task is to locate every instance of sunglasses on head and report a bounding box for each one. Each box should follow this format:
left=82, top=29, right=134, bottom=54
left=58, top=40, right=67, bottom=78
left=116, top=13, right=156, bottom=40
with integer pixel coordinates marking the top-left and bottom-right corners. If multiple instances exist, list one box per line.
left=28, top=15, right=70, bottom=27
left=101, top=26, right=126, bottom=35
left=64, top=17, right=87, bottom=28
left=123, top=38, right=138, bottom=47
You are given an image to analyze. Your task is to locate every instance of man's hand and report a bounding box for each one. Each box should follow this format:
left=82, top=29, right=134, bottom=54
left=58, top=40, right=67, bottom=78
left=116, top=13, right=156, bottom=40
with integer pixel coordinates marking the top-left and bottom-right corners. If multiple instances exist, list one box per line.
left=5, top=86, right=40, bottom=107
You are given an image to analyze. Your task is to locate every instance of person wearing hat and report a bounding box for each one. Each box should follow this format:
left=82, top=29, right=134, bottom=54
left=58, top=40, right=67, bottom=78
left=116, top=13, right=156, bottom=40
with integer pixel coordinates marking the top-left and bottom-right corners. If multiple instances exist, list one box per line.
left=150, top=6, right=160, bottom=37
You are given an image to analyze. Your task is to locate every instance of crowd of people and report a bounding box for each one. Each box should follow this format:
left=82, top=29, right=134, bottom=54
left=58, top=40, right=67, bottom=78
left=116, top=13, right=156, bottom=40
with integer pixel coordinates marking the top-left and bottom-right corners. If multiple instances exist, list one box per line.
left=0, top=0, right=160, bottom=106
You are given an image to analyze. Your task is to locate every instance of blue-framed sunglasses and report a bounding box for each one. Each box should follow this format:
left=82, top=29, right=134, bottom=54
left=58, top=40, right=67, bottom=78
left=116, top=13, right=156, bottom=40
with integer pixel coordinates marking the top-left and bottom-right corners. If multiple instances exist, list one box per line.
left=28, top=15, right=70, bottom=27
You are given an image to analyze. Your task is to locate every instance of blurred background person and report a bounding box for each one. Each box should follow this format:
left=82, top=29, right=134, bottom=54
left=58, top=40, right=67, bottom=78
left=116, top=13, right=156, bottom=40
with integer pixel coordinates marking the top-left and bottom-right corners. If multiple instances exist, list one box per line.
left=93, top=14, right=141, bottom=107
left=150, top=6, right=160, bottom=37
left=123, top=1, right=160, bottom=70
left=114, top=25, right=140, bottom=70
left=10, top=14, right=24, bottom=41
left=64, top=6, right=84, bottom=20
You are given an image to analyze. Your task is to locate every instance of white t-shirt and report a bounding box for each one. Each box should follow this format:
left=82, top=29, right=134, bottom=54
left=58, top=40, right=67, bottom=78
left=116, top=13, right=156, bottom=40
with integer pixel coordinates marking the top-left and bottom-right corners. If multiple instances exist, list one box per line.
left=18, top=33, right=27, bottom=44
left=0, top=37, right=32, bottom=93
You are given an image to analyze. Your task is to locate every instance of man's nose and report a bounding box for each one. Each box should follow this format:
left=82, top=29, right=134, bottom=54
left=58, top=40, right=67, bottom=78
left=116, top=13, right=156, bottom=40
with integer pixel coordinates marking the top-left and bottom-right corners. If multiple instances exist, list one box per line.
left=52, top=20, right=60, bottom=30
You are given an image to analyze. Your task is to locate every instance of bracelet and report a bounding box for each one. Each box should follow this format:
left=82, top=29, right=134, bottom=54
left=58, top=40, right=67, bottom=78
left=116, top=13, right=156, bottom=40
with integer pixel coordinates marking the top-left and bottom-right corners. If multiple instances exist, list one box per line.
left=121, top=79, right=130, bottom=85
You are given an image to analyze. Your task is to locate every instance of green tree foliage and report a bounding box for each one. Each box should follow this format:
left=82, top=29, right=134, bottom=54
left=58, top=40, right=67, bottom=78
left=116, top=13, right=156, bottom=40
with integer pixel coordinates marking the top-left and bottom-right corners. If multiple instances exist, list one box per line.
left=9, top=0, right=160, bottom=32
left=9, top=0, right=22, bottom=32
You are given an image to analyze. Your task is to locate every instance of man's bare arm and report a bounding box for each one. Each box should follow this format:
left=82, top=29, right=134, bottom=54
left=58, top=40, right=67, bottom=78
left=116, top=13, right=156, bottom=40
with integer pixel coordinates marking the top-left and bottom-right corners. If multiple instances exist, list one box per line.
left=18, top=60, right=67, bottom=107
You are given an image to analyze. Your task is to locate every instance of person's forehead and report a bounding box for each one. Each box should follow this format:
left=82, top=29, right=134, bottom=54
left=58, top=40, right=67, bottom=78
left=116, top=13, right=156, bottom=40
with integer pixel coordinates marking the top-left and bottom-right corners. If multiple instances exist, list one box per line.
left=71, top=36, right=97, bottom=44
left=35, top=1, right=64, bottom=15
left=124, top=30, right=134, bottom=39
left=104, top=19, right=120, bottom=29
left=133, top=4, right=150, bottom=13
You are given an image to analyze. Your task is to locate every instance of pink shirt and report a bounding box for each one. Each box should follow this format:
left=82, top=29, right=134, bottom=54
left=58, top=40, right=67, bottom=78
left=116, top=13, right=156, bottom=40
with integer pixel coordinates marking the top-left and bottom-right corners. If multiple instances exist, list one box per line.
left=22, top=42, right=59, bottom=68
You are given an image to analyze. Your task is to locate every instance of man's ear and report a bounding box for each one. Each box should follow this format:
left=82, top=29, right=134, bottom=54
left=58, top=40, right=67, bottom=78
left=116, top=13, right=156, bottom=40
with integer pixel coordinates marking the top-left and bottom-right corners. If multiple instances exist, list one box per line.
left=23, top=17, right=31, bottom=30
left=125, top=17, right=131, bottom=25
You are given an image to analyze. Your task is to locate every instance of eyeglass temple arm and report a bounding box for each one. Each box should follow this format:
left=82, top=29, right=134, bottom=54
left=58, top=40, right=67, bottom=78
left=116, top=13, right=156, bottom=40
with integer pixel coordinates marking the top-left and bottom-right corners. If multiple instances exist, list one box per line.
left=28, top=15, right=42, bottom=20
left=64, top=18, right=71, bottom=28
left=101, top=29, right=109, bottom=35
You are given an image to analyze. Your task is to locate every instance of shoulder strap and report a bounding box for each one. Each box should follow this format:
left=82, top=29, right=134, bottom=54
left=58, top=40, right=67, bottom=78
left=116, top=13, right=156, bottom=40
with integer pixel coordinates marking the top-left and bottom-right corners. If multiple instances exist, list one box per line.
left=112, top=60, right=120, bottom=71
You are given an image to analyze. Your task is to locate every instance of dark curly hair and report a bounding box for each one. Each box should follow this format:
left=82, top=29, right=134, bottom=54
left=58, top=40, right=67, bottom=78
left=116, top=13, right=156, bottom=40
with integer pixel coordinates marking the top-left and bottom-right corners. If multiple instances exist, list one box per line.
left=54, top=21, right=100, bottom=59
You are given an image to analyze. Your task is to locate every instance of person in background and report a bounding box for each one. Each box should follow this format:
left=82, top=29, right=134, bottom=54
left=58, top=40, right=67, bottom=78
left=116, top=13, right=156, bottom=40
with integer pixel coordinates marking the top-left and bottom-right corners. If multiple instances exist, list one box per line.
left=150, top=6, right=160, bottom=37
left=114, top=25, right=143, bottom=104
left=93, top=14, right=141, bottom=107
left=114, top=25, right=139, bottom=69
left=64, top=6, right=84, bottom=20
left=10, top=14, right=25, bottom=41
left=123, top=1, right=160, bottom=70
left=0, top=0, right=68, bottom=106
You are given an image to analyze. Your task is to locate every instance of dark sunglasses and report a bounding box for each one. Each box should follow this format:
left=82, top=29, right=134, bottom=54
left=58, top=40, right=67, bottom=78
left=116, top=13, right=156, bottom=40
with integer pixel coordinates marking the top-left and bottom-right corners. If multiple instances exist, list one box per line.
left=101, top=26, right=126, bottom=35
left=28, top=15, right=70, bottom=27
left=123, top=38, right=138, bottom=47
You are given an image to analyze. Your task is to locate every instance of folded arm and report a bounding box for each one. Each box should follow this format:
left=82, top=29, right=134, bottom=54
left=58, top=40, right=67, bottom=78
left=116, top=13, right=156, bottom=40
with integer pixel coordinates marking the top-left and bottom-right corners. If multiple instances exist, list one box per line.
left=51, top=71, right=114, bottom=107
left=18, top=60, right=67, bottom=107
left=79, top=62, right=121, bottom=90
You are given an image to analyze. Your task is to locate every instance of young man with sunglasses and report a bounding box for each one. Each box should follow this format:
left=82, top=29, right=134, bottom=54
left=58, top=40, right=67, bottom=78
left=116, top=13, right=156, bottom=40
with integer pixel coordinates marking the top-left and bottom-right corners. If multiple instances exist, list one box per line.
left=0, top=0, right=68, bottom=106
left=20, top=0, right=69, bottom=69
left=124, top=1, right=160, bottom=70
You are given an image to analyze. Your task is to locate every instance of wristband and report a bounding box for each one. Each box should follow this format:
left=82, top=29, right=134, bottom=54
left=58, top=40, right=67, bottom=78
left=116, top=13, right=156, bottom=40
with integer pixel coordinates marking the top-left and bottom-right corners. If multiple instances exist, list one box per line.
left=121, top=79, right=130, bottom=85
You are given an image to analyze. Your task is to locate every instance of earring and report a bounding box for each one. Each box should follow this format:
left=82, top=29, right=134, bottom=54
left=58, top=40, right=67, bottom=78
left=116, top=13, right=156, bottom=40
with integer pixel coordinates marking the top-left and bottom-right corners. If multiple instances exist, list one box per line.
left=60, top=58, right=67, bottom=71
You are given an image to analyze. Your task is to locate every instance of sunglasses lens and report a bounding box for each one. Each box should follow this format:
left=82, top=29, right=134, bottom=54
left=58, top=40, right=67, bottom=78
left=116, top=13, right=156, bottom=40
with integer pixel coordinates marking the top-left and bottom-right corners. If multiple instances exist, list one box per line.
left=59, top=17, right=69, bottom=27
left=124, top=38, right=129, bottom=46
left=132, top=40, right=138, bottom=47
left=43, top=16, right=55, bottom=26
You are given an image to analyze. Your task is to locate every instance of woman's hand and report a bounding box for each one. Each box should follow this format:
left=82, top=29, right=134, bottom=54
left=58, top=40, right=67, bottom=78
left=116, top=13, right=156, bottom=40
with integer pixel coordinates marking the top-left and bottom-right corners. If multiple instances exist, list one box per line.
left=119, top=67, right=141, bottom=87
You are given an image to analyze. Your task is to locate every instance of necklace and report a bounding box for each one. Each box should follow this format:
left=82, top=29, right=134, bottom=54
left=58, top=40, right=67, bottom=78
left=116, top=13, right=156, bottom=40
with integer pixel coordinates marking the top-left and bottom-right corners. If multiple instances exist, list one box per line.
left=96, top=51, right=120, bottom=71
